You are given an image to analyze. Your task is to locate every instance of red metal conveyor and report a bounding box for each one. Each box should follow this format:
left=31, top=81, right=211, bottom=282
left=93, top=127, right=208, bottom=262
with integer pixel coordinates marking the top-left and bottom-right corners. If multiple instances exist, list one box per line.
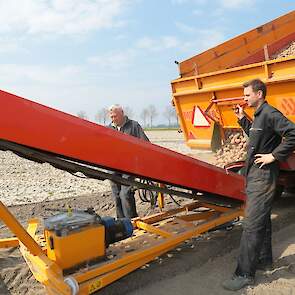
left=0, top=89, right=245, bottom=202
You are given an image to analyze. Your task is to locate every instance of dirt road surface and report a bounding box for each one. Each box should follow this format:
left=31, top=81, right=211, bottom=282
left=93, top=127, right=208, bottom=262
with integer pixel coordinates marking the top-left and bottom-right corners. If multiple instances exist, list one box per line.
left=1, top=130, right=294, bottom=295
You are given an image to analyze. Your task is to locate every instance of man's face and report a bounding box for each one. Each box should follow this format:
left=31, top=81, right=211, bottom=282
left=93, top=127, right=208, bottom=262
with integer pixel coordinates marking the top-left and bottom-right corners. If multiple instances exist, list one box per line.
left=109, top=109, right=124, bottom=126
left=243, top=86, right=262, bottom=108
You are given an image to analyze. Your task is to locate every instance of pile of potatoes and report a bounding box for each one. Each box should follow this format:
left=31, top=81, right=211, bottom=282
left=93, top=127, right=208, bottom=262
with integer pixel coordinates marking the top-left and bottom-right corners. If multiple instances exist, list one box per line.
left=271, top=41, right=295, bottom=59
left=214, top=131, right=248, bottom=168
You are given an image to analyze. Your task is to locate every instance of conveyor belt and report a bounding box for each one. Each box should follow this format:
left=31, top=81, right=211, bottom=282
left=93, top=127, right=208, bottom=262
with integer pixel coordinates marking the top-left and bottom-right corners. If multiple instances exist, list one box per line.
left=0, top=89, right=245, bottom=201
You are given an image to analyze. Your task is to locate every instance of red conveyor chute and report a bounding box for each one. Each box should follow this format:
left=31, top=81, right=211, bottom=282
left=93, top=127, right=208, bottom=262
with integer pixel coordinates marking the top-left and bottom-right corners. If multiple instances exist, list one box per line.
left=0, top=89, right=245, bottom=201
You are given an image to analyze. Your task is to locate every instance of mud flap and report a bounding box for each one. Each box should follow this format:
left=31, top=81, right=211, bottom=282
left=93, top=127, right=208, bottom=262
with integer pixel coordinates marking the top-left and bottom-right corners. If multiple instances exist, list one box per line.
left=211, top=123, right=222, bottom=152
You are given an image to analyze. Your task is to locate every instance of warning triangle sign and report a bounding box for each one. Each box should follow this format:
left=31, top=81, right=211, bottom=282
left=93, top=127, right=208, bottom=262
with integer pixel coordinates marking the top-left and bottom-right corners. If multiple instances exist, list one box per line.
left=192, top=106, right=210, bottom=127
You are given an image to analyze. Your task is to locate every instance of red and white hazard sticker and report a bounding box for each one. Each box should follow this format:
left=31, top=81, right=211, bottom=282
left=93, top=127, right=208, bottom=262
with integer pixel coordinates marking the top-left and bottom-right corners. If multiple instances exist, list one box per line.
left=192, top=106, right=211, bottom=127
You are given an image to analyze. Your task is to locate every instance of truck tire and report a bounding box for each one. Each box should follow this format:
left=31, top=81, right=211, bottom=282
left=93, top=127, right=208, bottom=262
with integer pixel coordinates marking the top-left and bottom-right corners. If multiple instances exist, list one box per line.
left=274, top=184, right=284, bottom=199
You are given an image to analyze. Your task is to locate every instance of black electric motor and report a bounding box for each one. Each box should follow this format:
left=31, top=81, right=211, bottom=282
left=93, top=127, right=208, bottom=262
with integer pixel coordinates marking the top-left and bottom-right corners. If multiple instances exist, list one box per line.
left=101, top=216, right=133, bottom=246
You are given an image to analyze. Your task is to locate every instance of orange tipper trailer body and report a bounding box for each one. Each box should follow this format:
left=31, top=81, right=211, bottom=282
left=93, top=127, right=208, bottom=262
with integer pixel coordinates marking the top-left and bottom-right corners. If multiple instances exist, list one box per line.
left=172, top=11, right=295, bottom=150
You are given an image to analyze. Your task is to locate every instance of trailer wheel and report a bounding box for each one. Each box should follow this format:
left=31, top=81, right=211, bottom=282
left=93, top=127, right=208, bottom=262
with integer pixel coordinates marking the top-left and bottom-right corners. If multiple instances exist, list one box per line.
left=274, top=184, right=284, bottom=199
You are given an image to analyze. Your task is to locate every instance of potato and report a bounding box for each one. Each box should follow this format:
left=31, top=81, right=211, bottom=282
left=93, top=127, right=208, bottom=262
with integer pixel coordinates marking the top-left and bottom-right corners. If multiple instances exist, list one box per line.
left=214, top=130, right=249, bottom=167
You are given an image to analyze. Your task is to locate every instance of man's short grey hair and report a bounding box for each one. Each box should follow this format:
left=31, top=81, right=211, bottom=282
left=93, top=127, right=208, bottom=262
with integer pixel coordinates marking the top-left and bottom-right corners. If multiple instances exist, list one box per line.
left=109, top=104, right=123, bottom=112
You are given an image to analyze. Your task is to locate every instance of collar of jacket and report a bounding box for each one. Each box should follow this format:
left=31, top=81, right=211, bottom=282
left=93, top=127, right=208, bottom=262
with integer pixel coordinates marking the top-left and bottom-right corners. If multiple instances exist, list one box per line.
left=254, top=101, right=267, bottom=117
left=111, top=116, right=129, bottom=129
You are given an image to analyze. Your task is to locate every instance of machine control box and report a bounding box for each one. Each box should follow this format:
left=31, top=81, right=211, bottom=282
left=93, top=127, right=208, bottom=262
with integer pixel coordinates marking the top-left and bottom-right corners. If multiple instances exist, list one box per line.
left=44, top=211, right=105, bottom=270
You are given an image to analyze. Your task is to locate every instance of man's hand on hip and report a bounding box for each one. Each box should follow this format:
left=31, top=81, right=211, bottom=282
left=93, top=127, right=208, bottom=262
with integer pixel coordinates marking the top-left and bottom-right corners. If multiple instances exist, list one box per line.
left=254, top=153, right=276, bottom=168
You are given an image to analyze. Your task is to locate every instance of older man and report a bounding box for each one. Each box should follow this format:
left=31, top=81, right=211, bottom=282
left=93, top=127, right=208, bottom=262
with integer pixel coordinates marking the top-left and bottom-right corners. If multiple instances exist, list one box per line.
left=108, top=104, right=149, bottom=218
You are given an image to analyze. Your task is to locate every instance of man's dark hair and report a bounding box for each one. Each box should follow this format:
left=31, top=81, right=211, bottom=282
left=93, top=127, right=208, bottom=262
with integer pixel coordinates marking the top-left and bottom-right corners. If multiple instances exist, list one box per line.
left=243, top=79, right=267, bottom=98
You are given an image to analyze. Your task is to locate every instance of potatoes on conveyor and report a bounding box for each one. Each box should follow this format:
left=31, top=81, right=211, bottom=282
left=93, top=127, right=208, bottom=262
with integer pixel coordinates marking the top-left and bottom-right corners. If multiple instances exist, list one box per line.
left=214, top=130, right=248, bottom=168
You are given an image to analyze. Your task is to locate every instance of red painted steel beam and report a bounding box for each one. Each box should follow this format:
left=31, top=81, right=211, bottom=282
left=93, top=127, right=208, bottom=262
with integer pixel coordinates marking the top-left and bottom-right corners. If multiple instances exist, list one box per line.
left=280, top=153, right=295, bottom=171
left=0, top=89, right=246, bottom=201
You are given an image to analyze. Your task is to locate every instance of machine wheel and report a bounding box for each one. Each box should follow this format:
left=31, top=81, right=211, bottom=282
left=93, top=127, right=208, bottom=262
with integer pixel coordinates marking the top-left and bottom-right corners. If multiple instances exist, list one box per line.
left=274, top=184, right=284, bottom=199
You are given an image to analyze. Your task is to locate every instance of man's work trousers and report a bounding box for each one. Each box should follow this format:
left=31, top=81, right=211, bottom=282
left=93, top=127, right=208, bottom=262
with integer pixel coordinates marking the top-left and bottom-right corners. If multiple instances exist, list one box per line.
left=235, top=165, right=279, bottom=278
left=110, top=176, right=138, bottom=219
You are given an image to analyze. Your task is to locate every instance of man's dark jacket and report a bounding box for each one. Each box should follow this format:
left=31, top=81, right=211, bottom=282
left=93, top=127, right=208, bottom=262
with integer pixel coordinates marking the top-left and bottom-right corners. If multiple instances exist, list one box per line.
left=108, top=116, right=149, bottom=141
left=239, top=101, right=295, bottom=174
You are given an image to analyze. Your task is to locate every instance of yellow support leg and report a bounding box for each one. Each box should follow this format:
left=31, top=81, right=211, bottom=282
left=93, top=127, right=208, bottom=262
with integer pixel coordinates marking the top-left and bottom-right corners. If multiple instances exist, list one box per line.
left=0, top=237, right=19, bottom=248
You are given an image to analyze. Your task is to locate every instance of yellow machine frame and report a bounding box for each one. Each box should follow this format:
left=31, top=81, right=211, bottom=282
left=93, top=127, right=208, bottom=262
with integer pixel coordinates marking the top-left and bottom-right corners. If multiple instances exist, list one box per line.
left=0, top=200, right=243, bottom=294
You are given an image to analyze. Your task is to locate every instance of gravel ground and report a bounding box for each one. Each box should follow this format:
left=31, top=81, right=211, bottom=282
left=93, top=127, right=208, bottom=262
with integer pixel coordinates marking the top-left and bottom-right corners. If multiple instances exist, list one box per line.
left=0, top=151, right=110, bottom=206
left=0, top=130, right=214, bottom=206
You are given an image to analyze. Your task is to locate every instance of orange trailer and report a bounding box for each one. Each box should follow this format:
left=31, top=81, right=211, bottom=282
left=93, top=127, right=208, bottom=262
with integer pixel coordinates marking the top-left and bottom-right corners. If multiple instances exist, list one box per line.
left=172, top=11, right=295, bottom=150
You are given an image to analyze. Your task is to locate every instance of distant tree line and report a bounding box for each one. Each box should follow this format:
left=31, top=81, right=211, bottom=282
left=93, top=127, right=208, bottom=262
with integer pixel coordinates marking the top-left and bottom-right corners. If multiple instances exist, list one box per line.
left=77, top=104, right=179, bottom=128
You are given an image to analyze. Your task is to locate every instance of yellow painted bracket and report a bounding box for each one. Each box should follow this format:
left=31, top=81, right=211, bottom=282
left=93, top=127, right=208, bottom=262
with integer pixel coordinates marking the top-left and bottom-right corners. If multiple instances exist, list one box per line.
left=27, top=218, right=39, bottom=238
left=0, top=237, right=19, bottom=248
left=157, top=183, right=165, bottom=210
left=0, top=217, right=39, bottom=249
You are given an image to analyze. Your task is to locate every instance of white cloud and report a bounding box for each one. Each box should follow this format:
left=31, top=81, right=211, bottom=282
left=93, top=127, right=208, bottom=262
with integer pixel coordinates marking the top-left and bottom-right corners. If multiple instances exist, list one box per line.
left=210, top=8, right=225, bottom=17
left=219, top=0, right=256, bottom=9
left=172, top=0, right=256, bottom=8
left=162, top=36, right=179, bottom=48
left=0, top=37, right=24, bottom=53
left=87, top=49, right=136, bottom=70
left=135, top=29, right=225, bottom=60
left=171, top=0, right=206, bottom=4
left=136, top=37, right=154, bottom=50
left=197, top=29, right=225, bottom=50
left=0, top=0, right=131, bottom=36
left=175, top=22, right=195, bottom=33
left=0, top=62, right=102, bottom=119
left=114, top=34, right=128, bottom=40
left=136, top=36, right=179, bottom=51
left=176, top=28, right=226, bottom=57
left=0, top=63, right=82, bottom=85
left=192, top=9, right=203, bottom=16
left=0, top=61, right=169, bottom=123
left=171, top=0, right=188, bottom=4
left=135, top=28, right=225, bottom=56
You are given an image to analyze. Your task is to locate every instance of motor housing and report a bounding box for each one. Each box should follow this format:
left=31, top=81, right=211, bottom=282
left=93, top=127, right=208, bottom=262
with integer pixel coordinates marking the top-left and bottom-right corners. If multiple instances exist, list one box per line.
left=44, top=211, right=133, bottom=270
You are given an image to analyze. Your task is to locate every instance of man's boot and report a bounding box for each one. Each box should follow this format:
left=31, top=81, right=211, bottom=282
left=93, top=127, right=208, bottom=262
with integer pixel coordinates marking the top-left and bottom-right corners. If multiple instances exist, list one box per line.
left=222, top=275, right=254, bottom=291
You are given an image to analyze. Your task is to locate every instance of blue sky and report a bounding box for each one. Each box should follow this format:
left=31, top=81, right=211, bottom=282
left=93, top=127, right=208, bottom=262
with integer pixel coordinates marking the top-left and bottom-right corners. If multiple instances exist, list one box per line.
left=0, top=0, right=294, bottom=124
